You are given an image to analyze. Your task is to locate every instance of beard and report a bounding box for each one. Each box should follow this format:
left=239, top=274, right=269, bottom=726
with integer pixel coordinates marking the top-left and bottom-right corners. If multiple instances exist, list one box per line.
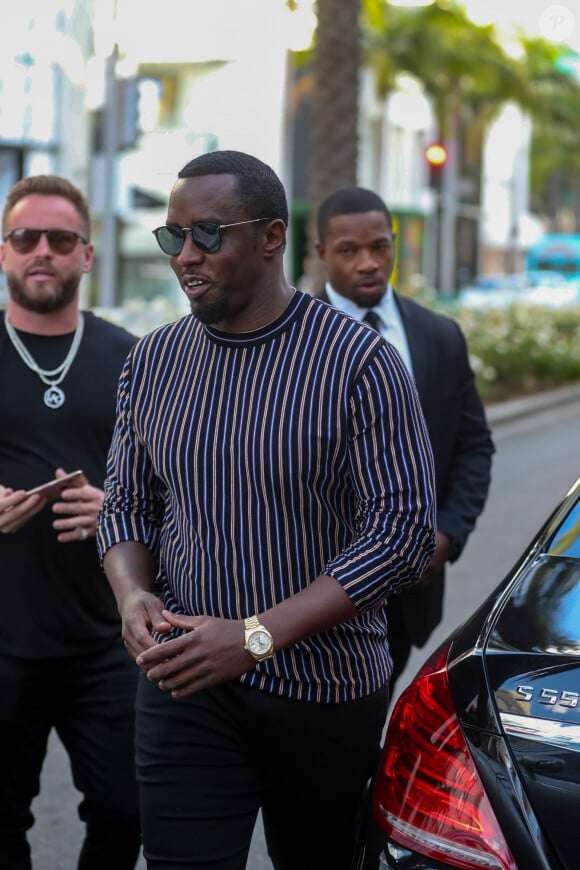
left=6, top=268, right=80, bottom=314
left=190, top=297, right=230, bottom=325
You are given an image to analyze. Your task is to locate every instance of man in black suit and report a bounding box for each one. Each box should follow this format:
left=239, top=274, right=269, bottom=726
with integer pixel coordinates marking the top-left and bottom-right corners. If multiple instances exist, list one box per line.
left=315, top=186, right=494, bottom=697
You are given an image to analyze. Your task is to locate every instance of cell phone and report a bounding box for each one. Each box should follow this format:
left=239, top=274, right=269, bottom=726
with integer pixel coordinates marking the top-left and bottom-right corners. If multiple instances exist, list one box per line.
left=26, top=470, right=87, bottom=500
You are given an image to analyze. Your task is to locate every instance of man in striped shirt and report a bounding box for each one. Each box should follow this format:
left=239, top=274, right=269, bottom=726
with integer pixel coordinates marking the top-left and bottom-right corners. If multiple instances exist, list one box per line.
left=97, top=150, right=436, bottom=870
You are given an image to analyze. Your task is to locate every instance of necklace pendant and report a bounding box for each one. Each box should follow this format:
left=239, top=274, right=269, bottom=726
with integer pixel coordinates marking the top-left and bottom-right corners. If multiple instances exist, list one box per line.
left=44, top=385, right=65, bottom=409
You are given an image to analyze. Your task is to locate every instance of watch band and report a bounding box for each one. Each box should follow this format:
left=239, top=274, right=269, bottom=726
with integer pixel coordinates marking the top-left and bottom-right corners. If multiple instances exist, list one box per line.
left=244, top=616, right=262, bottom=631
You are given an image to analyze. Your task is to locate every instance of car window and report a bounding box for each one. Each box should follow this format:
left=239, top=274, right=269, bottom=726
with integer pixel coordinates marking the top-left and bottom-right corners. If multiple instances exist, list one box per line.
left=547, top=498, right=580, bottom=559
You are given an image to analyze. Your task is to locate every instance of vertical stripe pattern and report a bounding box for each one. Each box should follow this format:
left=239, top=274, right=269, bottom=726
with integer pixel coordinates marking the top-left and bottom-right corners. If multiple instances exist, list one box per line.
left=98, top=292, right=435, bottom=702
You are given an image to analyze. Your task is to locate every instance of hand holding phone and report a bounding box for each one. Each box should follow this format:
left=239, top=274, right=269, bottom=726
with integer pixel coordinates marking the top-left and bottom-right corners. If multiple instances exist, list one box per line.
left=26, top=470, right=87, bottom=501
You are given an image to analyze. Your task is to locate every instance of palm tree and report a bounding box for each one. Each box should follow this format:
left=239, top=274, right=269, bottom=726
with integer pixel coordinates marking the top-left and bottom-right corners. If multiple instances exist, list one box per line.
left=310, top=0, right=361, bottom=206
left=300, top=0, right=360, bottom=286
left=519, top=37, right=580, bottom=229
left=364, top=0, right=530, bottom=292
left=300, top=0, right=580, bottom=288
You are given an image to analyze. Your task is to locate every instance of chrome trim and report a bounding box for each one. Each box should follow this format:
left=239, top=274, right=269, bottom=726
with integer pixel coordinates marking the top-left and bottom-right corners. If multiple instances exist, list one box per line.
left=379, top=810, right=507, bottom=869
left=501, top=712, right=580, bottom=752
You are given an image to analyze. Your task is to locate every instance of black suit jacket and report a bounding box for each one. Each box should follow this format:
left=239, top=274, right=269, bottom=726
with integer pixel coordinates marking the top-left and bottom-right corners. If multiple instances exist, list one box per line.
left=317, top=289, right=495, bottom=646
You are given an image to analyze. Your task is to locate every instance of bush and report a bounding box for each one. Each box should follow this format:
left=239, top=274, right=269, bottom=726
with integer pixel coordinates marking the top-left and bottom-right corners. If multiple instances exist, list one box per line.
left=94, top=294, right=580, bottom=405
left=446, top=303, right=580, bottom=403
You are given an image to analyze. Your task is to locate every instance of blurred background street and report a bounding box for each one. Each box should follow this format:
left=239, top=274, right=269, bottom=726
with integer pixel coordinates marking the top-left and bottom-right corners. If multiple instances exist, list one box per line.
left=3, top=2, right=580, bottom=867
left=3, top=1, right=580, bottom=404
left=2, top=1, right=580, bottom=314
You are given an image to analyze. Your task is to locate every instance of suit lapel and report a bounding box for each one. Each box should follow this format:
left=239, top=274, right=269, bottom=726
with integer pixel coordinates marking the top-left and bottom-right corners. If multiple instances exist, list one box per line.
left=393, top=293, right=429, bottom=401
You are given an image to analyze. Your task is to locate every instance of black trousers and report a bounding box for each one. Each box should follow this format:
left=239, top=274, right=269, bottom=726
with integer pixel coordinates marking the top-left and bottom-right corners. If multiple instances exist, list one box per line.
left=385, top=594, right=414, bottom=698
left=0, top=643, right=141, bottom=870
left=136, top=675, right=389, bottom=870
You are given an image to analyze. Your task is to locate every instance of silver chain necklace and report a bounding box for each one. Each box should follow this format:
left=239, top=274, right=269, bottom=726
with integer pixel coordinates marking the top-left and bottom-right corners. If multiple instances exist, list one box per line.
left=3, top=311, right=85, bottom=409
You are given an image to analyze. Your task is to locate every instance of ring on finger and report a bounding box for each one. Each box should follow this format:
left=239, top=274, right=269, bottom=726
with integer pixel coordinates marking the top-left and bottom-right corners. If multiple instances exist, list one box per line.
left=77, top=527, right=88, bottom=541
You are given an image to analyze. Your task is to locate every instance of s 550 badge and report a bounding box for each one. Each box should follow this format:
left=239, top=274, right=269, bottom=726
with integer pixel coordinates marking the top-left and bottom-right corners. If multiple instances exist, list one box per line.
left=516, top=686, right=579, bottom=708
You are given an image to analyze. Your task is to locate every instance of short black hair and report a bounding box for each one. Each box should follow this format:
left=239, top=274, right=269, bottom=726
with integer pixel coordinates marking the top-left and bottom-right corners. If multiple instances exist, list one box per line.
left=178, top=150, right=288, bottom=226
left=316, top=187, right=393, bottom=242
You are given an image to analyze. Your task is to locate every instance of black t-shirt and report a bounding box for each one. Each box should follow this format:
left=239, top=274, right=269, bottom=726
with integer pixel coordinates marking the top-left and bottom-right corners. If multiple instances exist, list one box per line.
left=0, top=311, right=137, bottom=657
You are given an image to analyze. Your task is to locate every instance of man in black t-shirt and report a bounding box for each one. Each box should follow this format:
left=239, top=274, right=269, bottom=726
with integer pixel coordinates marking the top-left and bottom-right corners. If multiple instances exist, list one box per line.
left=0, top=175, right=140, bottom=869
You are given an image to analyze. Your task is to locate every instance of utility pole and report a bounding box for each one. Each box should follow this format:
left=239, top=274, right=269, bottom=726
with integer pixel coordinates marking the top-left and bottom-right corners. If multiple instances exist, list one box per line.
left=438, top=123, right=458, bottom=296
left=98, top=43, right=120, bottom=308
left=425, top=140, right=452, bottom=294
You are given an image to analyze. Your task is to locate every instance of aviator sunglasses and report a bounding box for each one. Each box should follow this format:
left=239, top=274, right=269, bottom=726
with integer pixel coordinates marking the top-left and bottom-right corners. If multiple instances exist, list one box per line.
left=152, top=218, right=272, bottom=256
left=2, top=228, right=88, bottom=255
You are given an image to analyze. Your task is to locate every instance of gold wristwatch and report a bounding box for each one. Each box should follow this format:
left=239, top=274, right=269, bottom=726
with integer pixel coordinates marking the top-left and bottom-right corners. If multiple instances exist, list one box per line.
left=243, top=616, right=274, bottom=662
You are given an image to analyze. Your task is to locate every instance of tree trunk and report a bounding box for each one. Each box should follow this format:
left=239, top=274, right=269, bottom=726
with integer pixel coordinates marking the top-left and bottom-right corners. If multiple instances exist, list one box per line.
left=306, top=0, right=361, bottom=287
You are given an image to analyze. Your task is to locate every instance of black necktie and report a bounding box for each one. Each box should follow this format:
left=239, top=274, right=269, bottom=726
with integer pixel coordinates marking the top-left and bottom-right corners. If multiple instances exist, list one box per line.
left=363, top=310, right=383, bottom=333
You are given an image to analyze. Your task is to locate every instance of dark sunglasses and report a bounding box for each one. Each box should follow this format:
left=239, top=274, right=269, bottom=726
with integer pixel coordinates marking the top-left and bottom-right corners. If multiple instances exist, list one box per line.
left=152, top=218, right=272, bottom=256
left=2, top=228, right=88, bottom=255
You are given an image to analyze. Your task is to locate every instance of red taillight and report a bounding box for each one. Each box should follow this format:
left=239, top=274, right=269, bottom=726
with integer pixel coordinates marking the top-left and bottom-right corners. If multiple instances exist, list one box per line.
left=372, top=644, right=517, bottom=870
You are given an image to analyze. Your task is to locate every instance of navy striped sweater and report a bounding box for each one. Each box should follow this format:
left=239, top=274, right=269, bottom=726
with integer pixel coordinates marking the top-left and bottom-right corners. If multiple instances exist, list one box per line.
left=98, top=291, right=435, bottom=702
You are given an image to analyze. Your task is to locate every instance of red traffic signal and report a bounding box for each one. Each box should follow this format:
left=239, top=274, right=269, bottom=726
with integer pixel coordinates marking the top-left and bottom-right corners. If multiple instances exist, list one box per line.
left=425, top=143, right=448, bottom=190
left=425, top=143, right=448, bottom=167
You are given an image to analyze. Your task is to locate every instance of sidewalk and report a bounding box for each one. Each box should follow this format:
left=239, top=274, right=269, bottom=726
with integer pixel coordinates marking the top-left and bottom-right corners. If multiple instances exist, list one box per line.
left=485, top=383, right=580, bottom=427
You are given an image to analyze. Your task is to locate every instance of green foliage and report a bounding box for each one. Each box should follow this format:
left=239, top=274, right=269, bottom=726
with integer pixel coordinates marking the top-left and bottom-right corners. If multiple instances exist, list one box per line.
left=519, top=36, right=580, bottom=124
left=521, top=38, right=580, bottom=216
left=293, top=0, right=580, bottom=221
left=438, top=301, right=580, bottom=402
left=359, top=2, right=580, bottom=221
left=362, top=0, right=527, bottom=133
left=94, top=294, right=580, bottom=406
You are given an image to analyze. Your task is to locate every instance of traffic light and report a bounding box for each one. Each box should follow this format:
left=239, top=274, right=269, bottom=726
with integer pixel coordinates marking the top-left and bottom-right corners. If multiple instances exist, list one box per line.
left=425, top=142, right=448, bottom=191
left=92, top=76, right=140, bottom=154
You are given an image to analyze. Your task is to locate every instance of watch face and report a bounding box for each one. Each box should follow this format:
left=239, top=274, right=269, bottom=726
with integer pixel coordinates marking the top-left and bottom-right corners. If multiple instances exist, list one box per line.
left=248, top=630, right=272, bottom=655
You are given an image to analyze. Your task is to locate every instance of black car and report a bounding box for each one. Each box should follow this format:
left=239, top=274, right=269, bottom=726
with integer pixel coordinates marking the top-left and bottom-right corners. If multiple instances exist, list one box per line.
left=356, top=474, right=580, bottom=870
